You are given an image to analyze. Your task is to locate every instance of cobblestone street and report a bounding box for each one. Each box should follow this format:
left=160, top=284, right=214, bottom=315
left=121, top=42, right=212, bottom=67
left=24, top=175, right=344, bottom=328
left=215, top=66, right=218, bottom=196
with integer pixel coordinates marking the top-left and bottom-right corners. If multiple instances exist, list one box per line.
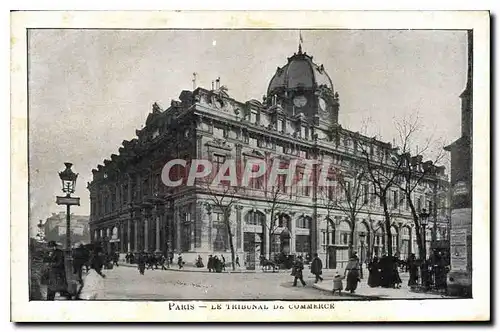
left=95, top=265, right=356, bottom=300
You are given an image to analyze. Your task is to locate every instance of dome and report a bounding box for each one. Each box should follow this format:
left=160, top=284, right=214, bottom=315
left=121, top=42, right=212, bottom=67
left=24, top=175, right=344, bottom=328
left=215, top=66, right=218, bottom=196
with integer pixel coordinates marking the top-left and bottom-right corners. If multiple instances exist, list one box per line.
left=267, top=47, right=334, bottom=95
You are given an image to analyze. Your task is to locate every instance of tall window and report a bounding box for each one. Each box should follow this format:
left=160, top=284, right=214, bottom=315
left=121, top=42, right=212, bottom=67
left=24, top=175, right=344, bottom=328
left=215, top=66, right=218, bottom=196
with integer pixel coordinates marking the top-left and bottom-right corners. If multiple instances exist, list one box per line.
left=428, top=200, right=432, bottom=214
left=417, top=197, right=422, bottom=212
left=213, top=154, right=226, bottom=176
left=328, top=179, right=335, bottom=201
left=213, top=212, right=228, bottom=251
left=393, top=191, right=398, bottom=209
left=277, top=174, right=287, bottom=194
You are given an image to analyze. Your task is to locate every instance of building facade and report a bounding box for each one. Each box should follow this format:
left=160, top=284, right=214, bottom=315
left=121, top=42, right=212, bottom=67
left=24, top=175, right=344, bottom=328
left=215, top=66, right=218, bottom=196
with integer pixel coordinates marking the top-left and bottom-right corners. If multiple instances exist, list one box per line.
left=88, top=46, right=449, bottom=268
left=44, top=212, right=90, bottom=246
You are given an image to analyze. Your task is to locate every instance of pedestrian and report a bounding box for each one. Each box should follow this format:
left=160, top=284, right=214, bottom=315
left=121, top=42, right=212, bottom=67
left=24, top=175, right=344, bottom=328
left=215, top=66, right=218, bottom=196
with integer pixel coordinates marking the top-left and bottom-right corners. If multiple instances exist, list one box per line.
left=196, top=255, right=204, bottom=268
left=207, top=255, right=214, bottom=272
left=392, top=255, right=402, bottom=288
left=367, top=256, right=380, bottom=288
left=112, top=252, right=119, bottom=267
left=236, top=255, right=240, bottom=267
left=178, top=254, right=184, bottom=269
left=311, top=253, right=323, bottom=283
left=407, top=253, right=418, bottom=287
left=42, top=241, right=68, bottom=300
left=332, top=271, right=345, bottom=295
left=77, top=254, right=106, bottom=300
left=292, top=256, right=306, bottom=287
left=221, top=255, right=226, bottom=271
left=159, top=254, right=167, bottom=270
left=344, top=256, right=361, bottom=294
left=137, top=251, right=146, bottom=275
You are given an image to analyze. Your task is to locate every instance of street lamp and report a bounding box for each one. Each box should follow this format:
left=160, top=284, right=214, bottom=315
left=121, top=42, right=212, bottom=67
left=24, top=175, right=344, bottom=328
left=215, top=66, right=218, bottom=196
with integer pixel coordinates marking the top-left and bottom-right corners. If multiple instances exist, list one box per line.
left=56, top=163, right=80, bottom=250
left=56, top=162, right=80, bottom=296
left=359, top=232, right=365, bottom=279
left=419, top=208, right=430, bottom=288
left=419, top=208, right=430, bottom=259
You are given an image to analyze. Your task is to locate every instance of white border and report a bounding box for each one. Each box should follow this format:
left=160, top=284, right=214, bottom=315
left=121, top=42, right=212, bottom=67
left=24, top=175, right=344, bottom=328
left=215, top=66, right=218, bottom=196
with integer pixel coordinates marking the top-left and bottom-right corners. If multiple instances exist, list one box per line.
left=10, top=10, right=490, bottom=322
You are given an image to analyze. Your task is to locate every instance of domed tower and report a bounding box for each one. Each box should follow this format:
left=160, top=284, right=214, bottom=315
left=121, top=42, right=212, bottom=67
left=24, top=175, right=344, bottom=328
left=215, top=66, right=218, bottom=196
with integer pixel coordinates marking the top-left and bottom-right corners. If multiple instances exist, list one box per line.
left=266, top=45, right=339, bottom=128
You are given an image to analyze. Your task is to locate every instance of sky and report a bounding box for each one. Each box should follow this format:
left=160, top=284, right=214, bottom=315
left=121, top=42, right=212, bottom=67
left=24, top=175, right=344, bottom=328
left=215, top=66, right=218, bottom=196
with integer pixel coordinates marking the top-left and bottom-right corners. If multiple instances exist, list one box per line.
left=27, top=29, right=467, bottom=236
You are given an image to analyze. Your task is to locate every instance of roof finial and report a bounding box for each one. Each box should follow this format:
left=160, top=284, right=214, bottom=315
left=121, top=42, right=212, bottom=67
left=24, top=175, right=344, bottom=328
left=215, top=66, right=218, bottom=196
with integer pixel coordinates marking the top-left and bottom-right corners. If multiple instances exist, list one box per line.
left=298, top=30, right=303, bottom=54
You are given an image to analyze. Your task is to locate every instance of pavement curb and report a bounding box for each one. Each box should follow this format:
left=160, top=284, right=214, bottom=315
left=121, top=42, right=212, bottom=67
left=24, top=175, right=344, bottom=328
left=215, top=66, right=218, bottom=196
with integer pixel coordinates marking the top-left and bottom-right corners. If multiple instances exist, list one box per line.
left=116, top=263, right=291, bottom=274
left=312, top=284, right=381, bottom=300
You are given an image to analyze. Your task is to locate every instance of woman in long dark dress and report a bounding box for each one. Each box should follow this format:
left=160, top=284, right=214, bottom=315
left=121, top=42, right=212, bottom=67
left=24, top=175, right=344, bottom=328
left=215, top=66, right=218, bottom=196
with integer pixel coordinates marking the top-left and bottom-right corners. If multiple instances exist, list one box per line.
left=344, top=257, right=360, bottom=293
left=367, top=257, right=380, bottom=287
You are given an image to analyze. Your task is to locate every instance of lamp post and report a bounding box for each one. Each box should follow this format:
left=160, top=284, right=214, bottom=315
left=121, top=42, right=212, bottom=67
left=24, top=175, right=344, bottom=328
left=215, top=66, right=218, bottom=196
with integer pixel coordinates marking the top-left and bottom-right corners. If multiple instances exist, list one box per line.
left=359, top=232, right=365, bottom=279
left=419, top=208, right=430, bottom=287
left=56, top=163, right=80, bottom=250
left=56, top=162, right=80, bottom=296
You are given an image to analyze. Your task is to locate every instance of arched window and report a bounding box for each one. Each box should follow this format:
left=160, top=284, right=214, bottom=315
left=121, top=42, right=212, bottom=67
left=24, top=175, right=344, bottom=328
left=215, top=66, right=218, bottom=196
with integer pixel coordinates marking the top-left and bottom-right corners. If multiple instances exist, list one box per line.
left=296, top=216, right=311, bottom=229
left=390, top=226, right=398, bottom=255
left=336, top=220, right=351, bottom=246
left=245, top=210, right=265, bottom=226
left=401, top=226, right=411, bottom=260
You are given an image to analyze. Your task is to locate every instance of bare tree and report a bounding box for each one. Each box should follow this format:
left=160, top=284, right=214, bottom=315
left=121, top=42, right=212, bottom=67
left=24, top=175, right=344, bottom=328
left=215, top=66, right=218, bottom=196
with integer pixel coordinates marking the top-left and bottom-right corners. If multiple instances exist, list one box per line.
left=334, top=166, right=370, bottom=257
left=359, top=140, right=404, bottom=257
left=202, top=179, right=242, bottom=271
left=261, top=185, right=290, bottom=260
left=392, top=117, right=446, bottom=260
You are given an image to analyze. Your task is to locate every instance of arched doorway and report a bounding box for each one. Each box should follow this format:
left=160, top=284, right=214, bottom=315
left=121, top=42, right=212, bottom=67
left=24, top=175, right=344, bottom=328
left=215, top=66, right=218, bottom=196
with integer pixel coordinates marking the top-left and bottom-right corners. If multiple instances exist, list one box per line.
left=390, top=225, right=398, bottom=256
left=335, top=219, right=351, bottom=269
left=270, top=213, right=291, bottom=259
left=243, top=210, right=265, bottom=269
left=295, top=215, right=312, bottom=258
left=325, top=217, right=336, bottom=269
left=372, top=222, right=385, bottom=258
left=401, top=226, right=411, bottom=260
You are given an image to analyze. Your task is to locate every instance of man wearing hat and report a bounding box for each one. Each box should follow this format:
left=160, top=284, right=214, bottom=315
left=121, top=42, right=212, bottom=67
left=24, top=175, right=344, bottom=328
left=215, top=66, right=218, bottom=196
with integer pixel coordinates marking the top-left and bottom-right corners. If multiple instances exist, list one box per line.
left=43, top=241, right=67, bottom=300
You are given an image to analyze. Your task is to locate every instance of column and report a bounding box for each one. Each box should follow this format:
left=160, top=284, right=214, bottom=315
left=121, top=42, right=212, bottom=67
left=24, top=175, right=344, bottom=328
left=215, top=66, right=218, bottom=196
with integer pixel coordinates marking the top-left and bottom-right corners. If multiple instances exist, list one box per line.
left=121, top=221, right=125, bottom=252
left=207, top=208, right=213, bottom=252
left=175, top=208, right=181, bottom=252
left=167, top=205, right=173, bottom=253
left=263, top=214, right=270, bottom=259
left=134, top=218, right=138, bottom=252
left=127, top=219, right=131, bottom=252
left=236, top=205, right=242, bottom=251
left=155, top=209, right=161, bottom=252
left=144, top=217, right=149, bottom=252
left=290, top=215, right=296, bottom=253
left=190, top=205, right=195, bottom=251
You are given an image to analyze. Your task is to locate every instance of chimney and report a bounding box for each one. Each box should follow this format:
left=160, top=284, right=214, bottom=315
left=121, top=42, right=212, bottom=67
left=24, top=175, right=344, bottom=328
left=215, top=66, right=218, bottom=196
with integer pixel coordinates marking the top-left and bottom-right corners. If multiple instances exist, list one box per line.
left=216, top=77, right=220, bottom=90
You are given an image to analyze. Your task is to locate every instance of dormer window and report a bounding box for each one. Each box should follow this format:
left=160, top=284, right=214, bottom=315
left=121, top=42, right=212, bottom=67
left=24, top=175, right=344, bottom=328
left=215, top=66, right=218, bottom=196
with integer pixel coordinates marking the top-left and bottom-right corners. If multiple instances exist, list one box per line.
left=250, top=110, right=257, bottom=123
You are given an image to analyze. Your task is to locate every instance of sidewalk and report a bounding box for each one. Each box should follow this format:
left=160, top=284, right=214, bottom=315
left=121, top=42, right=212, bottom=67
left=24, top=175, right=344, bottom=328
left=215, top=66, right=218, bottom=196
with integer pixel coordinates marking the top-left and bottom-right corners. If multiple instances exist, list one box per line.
left=312, top=274, right=453, bottom=299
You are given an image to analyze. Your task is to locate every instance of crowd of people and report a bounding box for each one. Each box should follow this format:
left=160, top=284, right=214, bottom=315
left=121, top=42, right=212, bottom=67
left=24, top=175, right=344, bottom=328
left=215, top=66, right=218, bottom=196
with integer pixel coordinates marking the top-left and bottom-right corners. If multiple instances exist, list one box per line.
left=35, top=237, right=450, bottom=300
left=36, top=241, right=108, bottom=300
